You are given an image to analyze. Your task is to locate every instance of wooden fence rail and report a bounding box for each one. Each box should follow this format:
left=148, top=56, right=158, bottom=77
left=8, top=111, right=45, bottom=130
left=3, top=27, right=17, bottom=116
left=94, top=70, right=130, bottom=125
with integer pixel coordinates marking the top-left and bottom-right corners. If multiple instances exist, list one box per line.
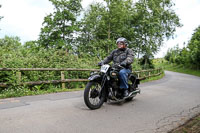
left=0, top=68, right=163, bottom=88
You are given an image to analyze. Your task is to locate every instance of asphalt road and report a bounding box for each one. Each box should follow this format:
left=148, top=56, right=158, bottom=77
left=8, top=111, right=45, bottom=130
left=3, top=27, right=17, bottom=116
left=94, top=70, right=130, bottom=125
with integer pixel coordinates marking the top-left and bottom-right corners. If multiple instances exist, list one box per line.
left=0, top=71, right=200, bottom=133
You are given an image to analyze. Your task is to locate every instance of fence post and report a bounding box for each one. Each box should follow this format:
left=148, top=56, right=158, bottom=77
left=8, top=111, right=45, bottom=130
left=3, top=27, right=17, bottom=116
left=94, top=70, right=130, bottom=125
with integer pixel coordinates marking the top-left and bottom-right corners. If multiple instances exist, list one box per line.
left=61, top=71, right=65, bottom=89
left=16, top=71, right=21, bottom=84
left=149, top=70, right=151, bottom=79
left=137, top=72, right=140, bottom=79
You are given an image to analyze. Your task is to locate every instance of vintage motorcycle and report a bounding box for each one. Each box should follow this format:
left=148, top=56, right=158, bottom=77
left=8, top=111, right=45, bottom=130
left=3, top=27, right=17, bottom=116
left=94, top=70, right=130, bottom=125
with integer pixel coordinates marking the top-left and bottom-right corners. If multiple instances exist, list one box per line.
left=84, top=64, right=140, bottom=110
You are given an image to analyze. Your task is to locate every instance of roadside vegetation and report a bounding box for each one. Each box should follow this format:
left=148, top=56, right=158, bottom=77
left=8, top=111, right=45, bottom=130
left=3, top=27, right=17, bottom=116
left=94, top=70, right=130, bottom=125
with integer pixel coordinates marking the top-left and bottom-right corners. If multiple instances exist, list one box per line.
left=154, top=25, right=200, bottom=77
left=0, top=36, right=156, bottom=99
left=153, top=59, right=200, bottom=77
left=0, top=35, right=164, bottom=99
left=170, top=113, right=200, bottom=133
left=0, top=36, right=161, bottom=98
left=164, top=25, right=200, bottom=71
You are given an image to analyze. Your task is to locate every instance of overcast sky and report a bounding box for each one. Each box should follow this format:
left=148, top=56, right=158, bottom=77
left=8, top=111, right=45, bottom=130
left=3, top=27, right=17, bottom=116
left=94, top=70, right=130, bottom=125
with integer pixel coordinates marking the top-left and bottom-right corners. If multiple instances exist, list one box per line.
left=0, top=0, right=200, bottom=58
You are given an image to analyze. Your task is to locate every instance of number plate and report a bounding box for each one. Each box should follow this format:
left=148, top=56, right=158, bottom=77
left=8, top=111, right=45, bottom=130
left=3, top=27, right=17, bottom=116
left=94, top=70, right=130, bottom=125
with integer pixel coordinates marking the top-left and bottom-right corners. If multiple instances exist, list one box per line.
left=100, top=64, right=110, bottom=73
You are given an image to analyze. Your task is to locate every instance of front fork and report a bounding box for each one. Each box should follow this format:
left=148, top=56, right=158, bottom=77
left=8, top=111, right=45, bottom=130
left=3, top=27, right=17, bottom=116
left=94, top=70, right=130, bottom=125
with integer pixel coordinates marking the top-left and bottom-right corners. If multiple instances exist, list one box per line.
left=99, top=74, right=110, bottom=102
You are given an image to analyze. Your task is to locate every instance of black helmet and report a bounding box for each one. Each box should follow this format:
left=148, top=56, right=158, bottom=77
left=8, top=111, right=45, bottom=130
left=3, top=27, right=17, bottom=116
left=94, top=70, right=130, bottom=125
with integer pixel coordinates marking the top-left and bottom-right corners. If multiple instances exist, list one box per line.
left=116, top=37, right=128, bottom=46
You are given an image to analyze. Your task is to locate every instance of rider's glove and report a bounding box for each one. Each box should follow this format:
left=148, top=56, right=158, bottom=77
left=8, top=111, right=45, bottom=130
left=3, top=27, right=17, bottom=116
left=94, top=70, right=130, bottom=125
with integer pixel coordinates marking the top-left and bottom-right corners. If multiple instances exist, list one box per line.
left=120, top=62, right=126, bottom=67
left=98, top=62, right=104, bottom=66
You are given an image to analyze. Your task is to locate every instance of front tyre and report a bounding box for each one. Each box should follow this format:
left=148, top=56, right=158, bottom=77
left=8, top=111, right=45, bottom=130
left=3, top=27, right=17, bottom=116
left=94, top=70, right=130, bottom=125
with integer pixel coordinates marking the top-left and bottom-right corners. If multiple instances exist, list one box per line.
left=84, top=81, right=105, bottom=110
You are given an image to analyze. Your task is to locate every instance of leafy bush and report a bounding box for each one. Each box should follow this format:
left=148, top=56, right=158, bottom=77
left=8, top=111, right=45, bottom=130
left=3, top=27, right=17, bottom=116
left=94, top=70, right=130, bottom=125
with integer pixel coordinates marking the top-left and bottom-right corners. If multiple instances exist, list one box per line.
left=165, top=26, right=200, bottom=70
left=0, top=36, right=144, bottom=98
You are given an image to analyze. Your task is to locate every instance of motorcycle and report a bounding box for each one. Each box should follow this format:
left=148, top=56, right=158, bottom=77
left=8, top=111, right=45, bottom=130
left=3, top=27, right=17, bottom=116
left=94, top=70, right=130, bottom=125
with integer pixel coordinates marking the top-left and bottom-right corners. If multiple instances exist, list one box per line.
left=84, top=64, right=140, bottom=110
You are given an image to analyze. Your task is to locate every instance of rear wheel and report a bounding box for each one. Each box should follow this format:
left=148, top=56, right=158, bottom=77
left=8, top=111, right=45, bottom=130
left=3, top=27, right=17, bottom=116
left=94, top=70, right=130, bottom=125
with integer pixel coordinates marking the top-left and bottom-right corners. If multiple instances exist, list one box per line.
left=84, top=81, right=105, bottom=110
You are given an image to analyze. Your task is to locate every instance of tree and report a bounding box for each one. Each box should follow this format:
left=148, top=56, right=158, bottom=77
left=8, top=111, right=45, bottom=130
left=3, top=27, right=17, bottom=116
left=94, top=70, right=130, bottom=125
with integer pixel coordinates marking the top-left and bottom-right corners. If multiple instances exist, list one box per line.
left=132, top=0, right=182, bottom=58
left=77, top=0, right=181, bottom=60
left=164, top=44, right=182, bottom=64
left=39, top=0, right=82, bottom=49
left=0, top=36, right=21, bottom=52
left=77, top=0, right=134, bottom=56
left=139, top=55, right=155, bottom=69
left=187, top=26, right=200, bottom=69
left=164, top=25, right=200, bottom=69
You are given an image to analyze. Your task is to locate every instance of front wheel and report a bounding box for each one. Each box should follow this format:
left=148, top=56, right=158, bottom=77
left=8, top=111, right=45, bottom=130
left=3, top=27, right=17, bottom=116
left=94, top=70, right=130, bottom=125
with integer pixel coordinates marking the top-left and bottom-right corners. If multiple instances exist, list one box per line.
left=84, top=81, right=105, bottom=110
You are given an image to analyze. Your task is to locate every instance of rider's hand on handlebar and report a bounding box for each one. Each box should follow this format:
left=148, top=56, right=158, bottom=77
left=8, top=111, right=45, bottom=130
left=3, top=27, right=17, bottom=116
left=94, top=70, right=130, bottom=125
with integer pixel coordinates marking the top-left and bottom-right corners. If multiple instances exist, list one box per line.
left=113, top=63, right=124, bottom=69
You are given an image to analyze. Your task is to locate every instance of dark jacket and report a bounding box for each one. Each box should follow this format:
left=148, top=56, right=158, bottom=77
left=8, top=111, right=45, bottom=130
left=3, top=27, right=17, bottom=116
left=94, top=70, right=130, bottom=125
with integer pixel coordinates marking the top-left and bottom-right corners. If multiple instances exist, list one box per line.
left=102, top=48, right=134, bottom=70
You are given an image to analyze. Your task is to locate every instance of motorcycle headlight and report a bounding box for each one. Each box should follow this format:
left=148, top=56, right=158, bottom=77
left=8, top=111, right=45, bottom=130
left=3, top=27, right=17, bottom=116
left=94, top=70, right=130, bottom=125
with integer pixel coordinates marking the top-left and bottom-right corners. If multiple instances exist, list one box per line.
left=110, top=71, right=118, bottom=79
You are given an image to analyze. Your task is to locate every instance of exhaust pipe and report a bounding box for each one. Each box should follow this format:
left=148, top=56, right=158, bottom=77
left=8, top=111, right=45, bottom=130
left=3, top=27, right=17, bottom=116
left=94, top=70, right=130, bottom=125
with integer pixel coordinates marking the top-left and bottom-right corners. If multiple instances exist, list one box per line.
left=129, top=89, right=141, bottom=96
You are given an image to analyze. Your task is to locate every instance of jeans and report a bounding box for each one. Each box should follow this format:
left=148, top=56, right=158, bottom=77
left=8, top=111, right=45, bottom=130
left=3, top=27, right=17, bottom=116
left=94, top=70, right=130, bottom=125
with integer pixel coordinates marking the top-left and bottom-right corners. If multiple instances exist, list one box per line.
left=119, top=68, right=131, bottom=89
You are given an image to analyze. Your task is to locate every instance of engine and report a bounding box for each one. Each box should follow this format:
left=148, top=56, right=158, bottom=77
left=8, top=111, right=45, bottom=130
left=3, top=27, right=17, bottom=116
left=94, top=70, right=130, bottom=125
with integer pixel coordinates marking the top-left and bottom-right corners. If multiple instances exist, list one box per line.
left=109, top=70, right=120, bottom=89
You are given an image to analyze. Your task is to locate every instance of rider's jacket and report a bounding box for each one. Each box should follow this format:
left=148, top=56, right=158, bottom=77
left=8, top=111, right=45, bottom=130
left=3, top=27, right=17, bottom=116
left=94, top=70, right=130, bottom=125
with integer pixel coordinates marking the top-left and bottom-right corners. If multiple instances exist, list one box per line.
left=102, top=48, right=134, bottom=70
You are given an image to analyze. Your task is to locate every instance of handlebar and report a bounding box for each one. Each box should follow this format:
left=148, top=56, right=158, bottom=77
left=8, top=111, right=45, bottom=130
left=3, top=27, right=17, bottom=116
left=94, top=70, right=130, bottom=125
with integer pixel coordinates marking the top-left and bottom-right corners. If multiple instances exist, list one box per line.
left=98, top=63, right=125, bottom=69
left=112, top=63, right=125, bottom=69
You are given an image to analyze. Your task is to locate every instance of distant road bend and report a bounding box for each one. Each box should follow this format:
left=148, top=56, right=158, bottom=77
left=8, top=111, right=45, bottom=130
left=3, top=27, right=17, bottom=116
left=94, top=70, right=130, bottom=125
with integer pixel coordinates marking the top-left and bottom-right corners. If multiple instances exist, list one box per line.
left=0, top=71, right=200, bottom=133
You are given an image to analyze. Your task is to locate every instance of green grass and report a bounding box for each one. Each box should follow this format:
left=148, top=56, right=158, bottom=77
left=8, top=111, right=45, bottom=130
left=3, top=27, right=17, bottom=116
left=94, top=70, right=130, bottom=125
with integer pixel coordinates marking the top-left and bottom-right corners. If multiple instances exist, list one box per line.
left=170, top=114, right=200, bottom=133
left=165, top=65, right=200, bottom=77
left=0, top=86, right=84, bottom=99
left=153, top=59, right=200, bottom=77
left=141, top=72, right=165, bottom=83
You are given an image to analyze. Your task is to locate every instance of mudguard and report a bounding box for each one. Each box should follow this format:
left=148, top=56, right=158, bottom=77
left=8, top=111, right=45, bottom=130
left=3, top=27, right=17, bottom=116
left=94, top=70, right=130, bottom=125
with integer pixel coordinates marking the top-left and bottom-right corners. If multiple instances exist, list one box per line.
left=129, top=74, right=140, bottom=85
left=88, top=74, right=101, bottom=81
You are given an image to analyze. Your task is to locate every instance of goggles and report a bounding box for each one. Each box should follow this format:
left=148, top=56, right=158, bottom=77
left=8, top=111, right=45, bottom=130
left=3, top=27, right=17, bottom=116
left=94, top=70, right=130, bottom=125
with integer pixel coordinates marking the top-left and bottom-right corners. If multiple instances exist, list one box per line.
left=117, top=41, right=125, bottom=45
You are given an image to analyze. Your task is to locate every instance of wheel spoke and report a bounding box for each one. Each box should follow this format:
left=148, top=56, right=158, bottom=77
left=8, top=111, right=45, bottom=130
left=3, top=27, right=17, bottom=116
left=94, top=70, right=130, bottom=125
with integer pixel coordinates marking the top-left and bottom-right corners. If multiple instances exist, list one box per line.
left=89, top=83, right=101, bottom=105
left=84, top=81, right=105, bottom=109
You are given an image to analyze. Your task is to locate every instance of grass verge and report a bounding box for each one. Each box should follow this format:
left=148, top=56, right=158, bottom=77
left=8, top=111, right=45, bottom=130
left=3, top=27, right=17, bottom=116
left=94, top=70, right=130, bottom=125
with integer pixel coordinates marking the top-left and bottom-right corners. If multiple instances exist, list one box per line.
left=170, top=114, right=200, bottom=133
left=0, top=86, right=84, bottom=99
left=141, top=72, right=165, bottom=83
left=165, top=65, right=200, bottom=77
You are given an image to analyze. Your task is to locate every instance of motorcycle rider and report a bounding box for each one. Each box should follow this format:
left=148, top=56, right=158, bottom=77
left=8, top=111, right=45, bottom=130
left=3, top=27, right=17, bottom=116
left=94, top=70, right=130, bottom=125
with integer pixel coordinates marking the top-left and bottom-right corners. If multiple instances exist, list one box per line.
left=98, top=37, right=134, bottom=97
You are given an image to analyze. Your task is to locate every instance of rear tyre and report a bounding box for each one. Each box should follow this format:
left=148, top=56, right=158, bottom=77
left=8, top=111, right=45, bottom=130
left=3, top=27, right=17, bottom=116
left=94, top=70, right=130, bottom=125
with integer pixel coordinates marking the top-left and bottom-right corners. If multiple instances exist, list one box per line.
left=84, top=81, right=105, bottom=110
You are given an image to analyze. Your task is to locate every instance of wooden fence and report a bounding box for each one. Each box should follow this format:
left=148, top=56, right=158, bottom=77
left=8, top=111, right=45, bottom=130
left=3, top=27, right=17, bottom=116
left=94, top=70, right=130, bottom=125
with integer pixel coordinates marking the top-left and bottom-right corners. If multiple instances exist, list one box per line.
left=0, top=68, right=163, bottom=88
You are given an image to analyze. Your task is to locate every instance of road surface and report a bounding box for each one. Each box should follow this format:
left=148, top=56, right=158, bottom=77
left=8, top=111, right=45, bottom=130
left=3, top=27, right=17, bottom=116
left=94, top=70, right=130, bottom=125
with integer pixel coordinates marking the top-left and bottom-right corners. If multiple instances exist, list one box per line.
left=0, top=71, right=200, bottom=133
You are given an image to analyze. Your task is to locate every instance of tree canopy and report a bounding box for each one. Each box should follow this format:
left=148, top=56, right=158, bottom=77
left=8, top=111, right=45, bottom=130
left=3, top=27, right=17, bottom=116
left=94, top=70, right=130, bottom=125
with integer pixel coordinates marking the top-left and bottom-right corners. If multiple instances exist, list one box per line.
left=165, top=25, right=200, bottom=69
left=76, top=0, right=181, bottom=58
left=2, top=0, right=182, bottom=60
left=38, top=0, right=82, bottom=49
left=187, top=26, right=200, bottom=67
